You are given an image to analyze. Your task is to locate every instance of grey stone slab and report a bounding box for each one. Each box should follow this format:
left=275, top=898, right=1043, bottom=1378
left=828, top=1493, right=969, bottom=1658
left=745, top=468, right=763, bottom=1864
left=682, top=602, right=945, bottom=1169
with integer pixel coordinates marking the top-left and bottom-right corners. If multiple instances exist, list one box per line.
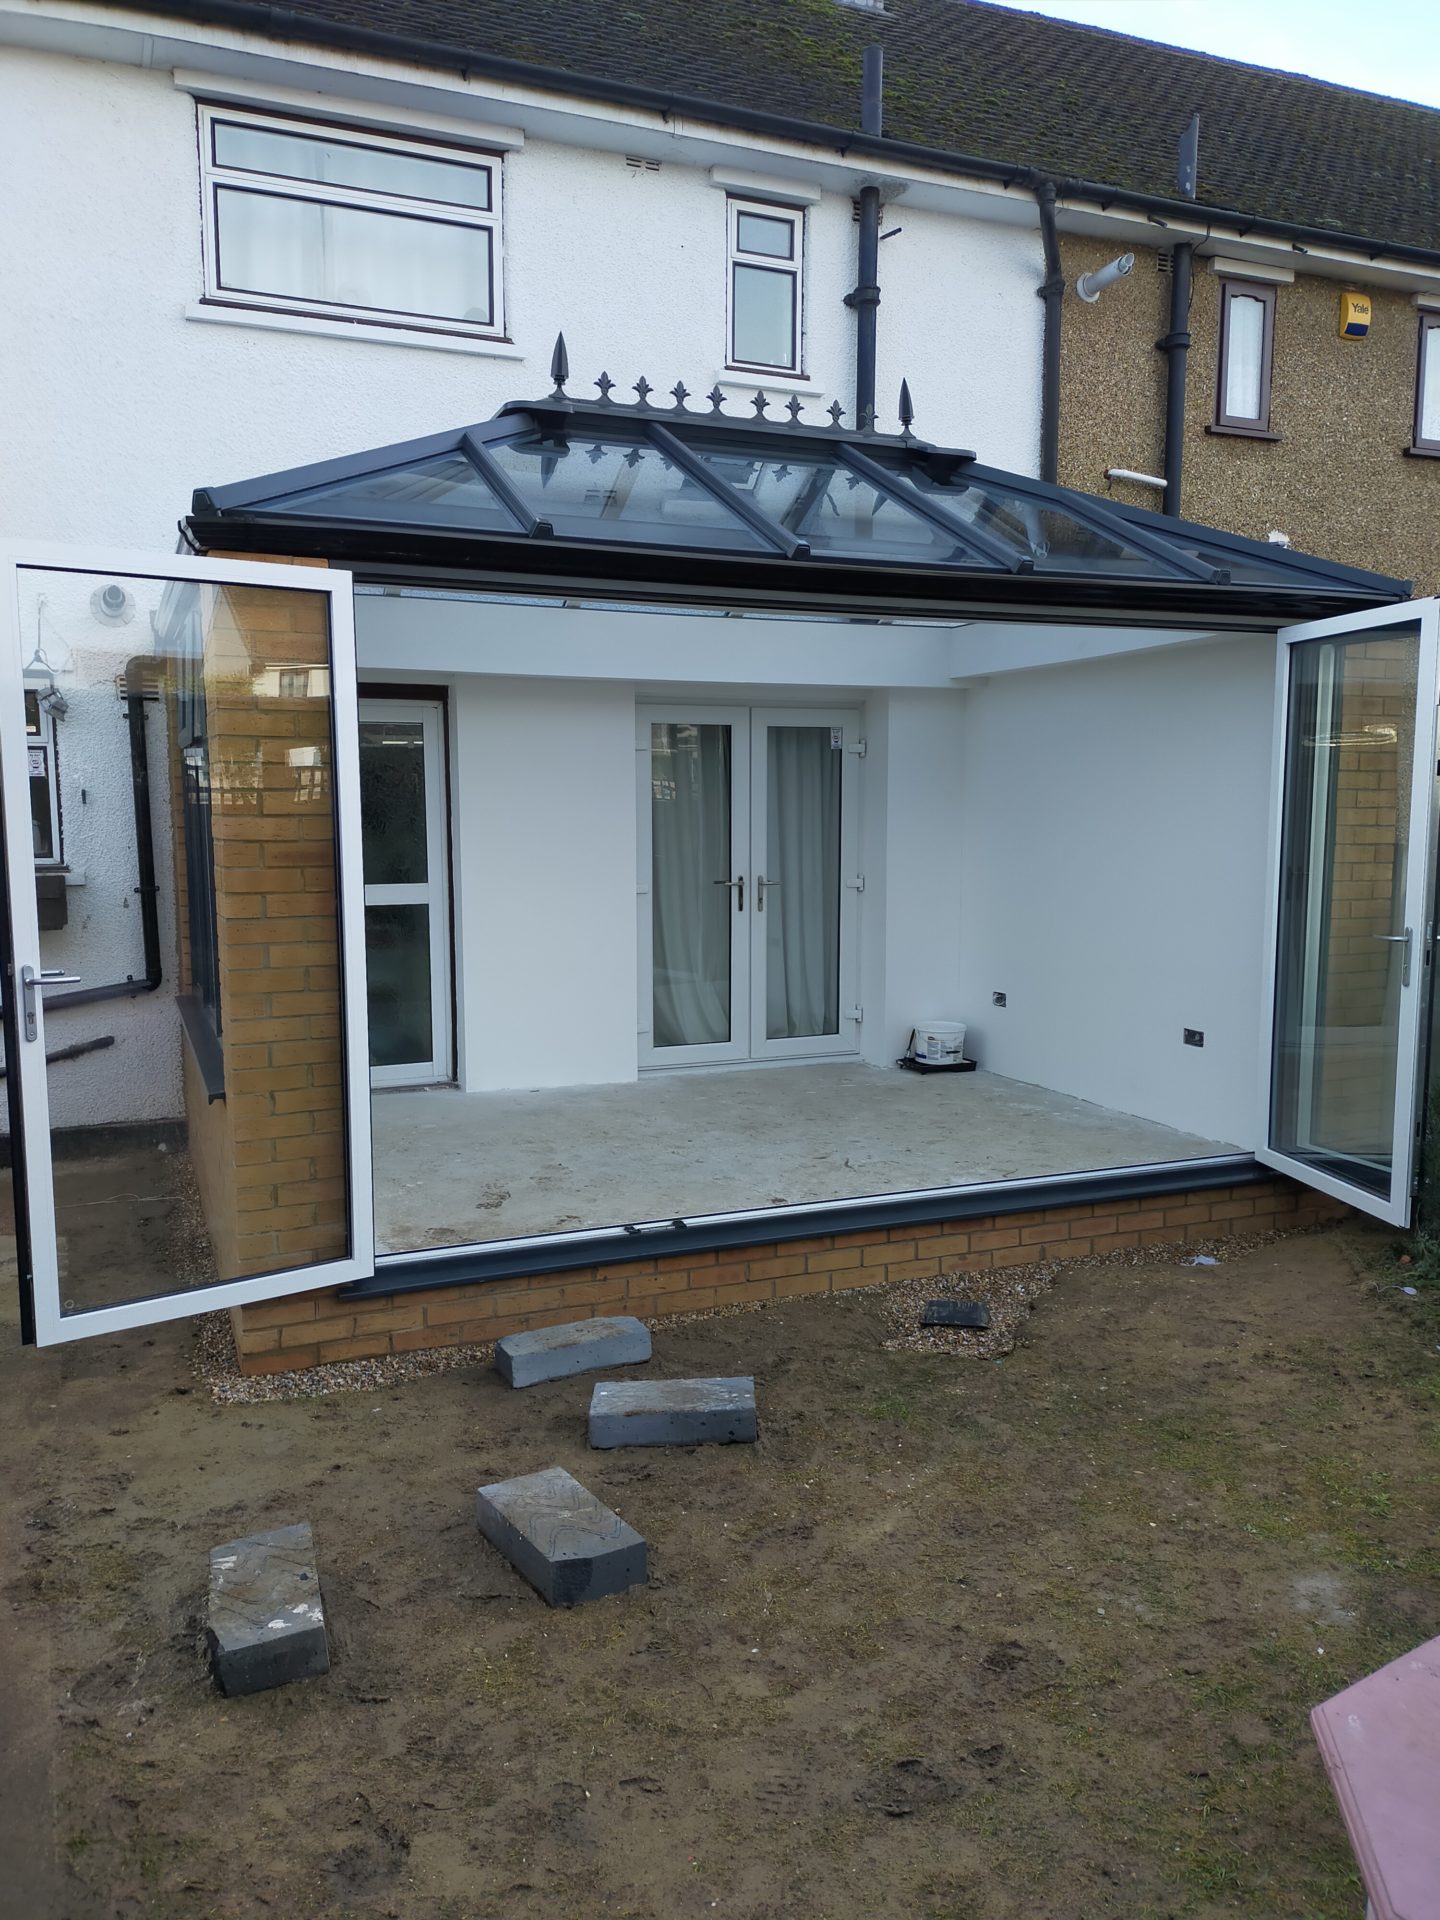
left=588, top=1376, right=758, bottom=1449
left=920, top=1299, right=992, bottom=1329
left=476, top=1467, right=647, bottom=1607
left=206, top=1522, right=329, bottom=1697
left=494, top=1315, right=652, bottom=1389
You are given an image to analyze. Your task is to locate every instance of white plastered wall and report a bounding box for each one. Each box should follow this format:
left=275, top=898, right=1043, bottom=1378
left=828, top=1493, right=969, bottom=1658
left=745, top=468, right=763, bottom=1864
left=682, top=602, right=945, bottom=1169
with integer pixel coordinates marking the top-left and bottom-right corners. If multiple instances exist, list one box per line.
left=954, top=635, right=1277, bottom=1147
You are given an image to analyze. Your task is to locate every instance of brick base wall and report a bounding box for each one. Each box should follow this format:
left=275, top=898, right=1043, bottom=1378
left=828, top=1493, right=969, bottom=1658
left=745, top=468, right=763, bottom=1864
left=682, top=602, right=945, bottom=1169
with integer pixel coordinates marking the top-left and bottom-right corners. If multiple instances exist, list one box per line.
left=230, top=1175, right=1352, bottom=1375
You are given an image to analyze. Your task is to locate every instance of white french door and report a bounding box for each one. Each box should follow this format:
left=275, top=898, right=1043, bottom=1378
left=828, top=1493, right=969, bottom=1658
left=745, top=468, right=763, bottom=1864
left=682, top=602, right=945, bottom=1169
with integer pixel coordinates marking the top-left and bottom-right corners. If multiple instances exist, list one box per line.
left=0, top=545, right=374, bottom=1344
left=637, top=705, right=860, bottom=1069
left=1260, top=597, right=1440, bottom=1224
left=359, top=698, right=451, bottom=1088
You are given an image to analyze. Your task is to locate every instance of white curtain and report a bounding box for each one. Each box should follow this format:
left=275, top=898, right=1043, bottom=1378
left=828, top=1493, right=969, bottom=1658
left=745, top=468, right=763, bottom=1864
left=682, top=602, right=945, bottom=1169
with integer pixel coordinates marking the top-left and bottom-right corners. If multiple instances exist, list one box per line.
left=652, top=724, right=733, bottom=1048
left=765, top=727, right=841, bottom=1039
left=1224, top=294, right=1265, bottom=420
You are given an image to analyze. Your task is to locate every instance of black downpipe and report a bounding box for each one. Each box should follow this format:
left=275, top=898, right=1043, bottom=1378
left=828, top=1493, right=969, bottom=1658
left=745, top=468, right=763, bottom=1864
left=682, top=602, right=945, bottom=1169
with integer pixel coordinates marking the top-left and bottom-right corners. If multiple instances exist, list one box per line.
left=1160, top=114, right=1200, bottom=516
left=847, top=47, right=884, bottom=432
left=43, top=661, right=163, bottom=1014
left=1033, top=179, right=1065, bottom=484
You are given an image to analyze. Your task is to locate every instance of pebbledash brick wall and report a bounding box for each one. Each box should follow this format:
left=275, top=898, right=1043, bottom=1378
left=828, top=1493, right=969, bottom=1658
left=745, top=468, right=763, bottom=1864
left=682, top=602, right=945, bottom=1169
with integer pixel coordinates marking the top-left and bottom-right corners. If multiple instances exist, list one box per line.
left=231, top=1174, right=1350, bottom=1374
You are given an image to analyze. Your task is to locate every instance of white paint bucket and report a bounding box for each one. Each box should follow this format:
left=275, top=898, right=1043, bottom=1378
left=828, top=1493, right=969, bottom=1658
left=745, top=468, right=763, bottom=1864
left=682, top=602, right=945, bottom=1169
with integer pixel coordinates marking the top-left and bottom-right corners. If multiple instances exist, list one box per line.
left=911, top=1020, right=966, bottom=1065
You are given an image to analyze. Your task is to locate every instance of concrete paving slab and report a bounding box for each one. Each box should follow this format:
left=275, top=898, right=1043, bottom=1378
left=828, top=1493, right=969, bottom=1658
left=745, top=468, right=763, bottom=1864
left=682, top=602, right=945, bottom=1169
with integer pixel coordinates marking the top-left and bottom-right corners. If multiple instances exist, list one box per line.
left=476, top=1466, right=647, bottom=1606
left=206, top=1522, right=329, bottom=1697
left=494, top=1315, right=651, bottom=1389
left=589, top=1376, right=758, bottom=1448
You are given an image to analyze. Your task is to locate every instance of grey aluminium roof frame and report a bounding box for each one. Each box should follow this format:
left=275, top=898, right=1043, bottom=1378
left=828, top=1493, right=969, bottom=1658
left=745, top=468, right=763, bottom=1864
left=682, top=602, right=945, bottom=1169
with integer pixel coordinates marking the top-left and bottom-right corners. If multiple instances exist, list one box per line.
left=189, top=385, right=1413, bottom=624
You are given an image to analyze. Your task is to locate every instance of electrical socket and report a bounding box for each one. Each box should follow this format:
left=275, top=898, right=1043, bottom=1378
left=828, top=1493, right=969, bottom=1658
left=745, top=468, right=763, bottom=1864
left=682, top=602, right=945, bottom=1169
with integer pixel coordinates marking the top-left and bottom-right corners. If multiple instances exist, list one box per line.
left=993, top=991, right=1007, bottom=1007
left=1183, top=1028, right=1204, bottom=1048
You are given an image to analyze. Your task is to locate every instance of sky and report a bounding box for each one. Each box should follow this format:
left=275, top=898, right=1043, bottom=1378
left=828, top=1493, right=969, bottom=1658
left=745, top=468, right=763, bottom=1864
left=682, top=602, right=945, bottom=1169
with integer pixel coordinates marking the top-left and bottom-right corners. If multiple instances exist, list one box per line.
left=1010, top=1, right=1440, bottom=109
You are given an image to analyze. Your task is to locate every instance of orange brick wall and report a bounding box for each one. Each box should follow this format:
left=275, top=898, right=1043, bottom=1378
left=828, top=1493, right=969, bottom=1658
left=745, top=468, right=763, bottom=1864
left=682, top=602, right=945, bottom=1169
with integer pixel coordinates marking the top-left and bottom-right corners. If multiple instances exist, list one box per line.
left=231, top=1174, right=1351, bottom=1374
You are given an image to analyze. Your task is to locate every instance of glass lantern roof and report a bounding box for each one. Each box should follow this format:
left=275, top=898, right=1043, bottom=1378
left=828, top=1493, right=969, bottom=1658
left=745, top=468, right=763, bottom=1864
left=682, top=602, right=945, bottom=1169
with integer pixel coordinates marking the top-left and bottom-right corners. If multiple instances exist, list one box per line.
left=189, top=372, right=1412, bottom=621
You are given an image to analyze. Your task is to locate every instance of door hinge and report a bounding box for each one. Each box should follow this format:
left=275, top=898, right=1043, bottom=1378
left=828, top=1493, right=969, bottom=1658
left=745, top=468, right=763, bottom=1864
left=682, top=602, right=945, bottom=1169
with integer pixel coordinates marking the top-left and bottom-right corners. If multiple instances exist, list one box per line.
left=847, top=737, right=867, bottom=758
left=845, top=873, right=865, bottom=893
left=848, top=1004, right=864, bottom=1023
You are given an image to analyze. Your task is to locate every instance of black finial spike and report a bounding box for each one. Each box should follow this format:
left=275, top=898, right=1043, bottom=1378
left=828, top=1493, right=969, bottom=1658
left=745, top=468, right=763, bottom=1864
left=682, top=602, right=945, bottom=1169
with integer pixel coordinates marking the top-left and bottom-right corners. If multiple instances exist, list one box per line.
left=549, top=331, right=569, bottom=397
left=706, top=385, right=727, bottom=414
left=634, top=376, right=653, bottom=406
left=898, top=378, right=915, bottom=437
left=595, top=371, right=615, bottom=402
left=752, top=391, right=770, bottom=418
left=828, top=400, right=845, bottom=427
left=786, top=395, right=804, bottom=425
left=671, top=380, right=691, bottom=410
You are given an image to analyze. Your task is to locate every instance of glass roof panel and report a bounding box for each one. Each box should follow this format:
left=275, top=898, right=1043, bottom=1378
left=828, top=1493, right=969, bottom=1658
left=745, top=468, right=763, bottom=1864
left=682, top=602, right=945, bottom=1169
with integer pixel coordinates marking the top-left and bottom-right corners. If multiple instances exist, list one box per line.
left=267, top=450, right=517, bottom=530
left=901, top=467, right=1160, bottom=573
left=1172, top=537, right=1310, bottom=584
left=694, top=450, right=983, bottom=564
left=484, top=434, right=768, bottom=550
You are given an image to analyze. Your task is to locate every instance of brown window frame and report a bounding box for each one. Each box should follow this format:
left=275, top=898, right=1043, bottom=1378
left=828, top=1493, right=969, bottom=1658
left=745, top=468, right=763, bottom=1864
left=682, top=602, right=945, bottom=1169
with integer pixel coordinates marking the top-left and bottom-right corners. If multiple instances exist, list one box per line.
left=1414, top=312, right=1440, bottom=455
left=1213, top=278, right=1278, bottom=438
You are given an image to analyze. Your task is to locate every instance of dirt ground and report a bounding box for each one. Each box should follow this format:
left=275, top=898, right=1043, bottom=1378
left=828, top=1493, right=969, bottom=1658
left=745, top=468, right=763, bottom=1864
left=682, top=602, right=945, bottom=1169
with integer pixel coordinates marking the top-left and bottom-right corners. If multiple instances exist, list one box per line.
left=2, top=1221, right=1438, bottom=1920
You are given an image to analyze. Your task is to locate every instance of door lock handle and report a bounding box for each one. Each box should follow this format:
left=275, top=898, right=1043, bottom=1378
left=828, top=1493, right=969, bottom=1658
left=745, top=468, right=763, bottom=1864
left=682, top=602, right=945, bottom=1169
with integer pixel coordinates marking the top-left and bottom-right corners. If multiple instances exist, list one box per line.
left=756, top=875, right=781, bottom=912
left=20, top=965, right=82, bottom=1041
left=714, top=875, right=744, bottom=911
left=1373, top=929, right=1412, bottom=986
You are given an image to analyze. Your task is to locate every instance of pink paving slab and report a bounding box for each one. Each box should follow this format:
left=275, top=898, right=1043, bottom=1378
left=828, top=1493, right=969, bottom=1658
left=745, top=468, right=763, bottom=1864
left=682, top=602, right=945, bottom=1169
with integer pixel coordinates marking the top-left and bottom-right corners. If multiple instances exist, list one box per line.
left=1311, top=1633, right=1440, bottom=1920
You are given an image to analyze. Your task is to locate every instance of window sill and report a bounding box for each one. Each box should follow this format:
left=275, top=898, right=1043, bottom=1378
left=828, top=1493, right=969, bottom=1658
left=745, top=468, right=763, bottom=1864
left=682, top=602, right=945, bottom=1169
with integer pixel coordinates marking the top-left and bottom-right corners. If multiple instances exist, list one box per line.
left=185, top=301, right=526, bottom=360
left=717, top=369, right=826, bottom=398
left=1206, top=422, right=1283, bottom=442
left=1404, top=444, right=1440, bottom=459
left=177, top=994, right=225, bottom=1104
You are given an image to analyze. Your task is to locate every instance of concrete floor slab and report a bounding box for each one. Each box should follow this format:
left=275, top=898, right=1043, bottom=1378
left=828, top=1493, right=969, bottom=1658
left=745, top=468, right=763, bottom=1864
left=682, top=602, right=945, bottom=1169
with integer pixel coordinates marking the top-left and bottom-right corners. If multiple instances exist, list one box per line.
left=370, top=1064, right=1235, bottom=1256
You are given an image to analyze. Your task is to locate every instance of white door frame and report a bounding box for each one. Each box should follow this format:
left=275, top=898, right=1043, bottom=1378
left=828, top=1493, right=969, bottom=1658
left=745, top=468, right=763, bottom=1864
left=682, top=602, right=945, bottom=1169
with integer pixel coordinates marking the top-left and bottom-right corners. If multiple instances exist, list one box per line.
left=749, top=706, right=862, bottom=1060
left=637, top=705, right=751, bottom=1068
left=360, top=696, right=452, bottom=1088
left=1257, top=596, right=1440, bottom=1225
left=0, top=543, right=374, bottom=1344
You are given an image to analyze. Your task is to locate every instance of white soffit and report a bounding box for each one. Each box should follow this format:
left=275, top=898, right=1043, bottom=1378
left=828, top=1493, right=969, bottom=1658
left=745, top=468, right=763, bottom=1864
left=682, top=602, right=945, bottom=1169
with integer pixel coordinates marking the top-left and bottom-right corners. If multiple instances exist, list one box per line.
left=173, top=67, right=525, bottom=149
left=707, top=165, right=823, bottom=206
left=949, top=623, right=1234, bottom=680
left=1207, top=255, right=1295, bottom=285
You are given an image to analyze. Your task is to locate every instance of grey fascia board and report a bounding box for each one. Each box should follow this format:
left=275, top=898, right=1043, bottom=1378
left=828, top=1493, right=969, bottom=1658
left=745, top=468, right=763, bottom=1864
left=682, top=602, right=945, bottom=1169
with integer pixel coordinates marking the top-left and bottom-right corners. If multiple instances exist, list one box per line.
left=195, top=424, right=474, bottom=512
left=1103, top=499, right=1415, bottom=596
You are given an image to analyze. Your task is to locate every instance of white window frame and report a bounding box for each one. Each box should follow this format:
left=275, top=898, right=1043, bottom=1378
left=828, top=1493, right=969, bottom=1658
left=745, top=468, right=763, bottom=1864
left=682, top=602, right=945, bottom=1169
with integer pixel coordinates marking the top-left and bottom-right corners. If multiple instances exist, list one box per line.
left=197, top=103, right=506, bottom=342
left=726, top=197, right=805, bottom=377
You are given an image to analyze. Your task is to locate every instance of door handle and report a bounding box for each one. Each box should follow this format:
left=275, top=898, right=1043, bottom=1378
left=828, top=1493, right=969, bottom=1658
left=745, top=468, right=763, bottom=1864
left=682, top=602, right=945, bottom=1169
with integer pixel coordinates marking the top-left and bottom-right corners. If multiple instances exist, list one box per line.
left=714, top=875, right=744, bottom=911
left=1373, top=929, right=1412, bottom=986
left=20, top=965, right=82, bottom=1041
left=756, top=875, right=781, bottom=912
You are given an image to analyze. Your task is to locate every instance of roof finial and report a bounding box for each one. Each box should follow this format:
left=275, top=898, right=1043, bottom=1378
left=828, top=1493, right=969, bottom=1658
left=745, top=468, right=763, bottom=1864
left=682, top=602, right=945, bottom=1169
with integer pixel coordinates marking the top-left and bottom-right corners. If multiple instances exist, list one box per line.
left=549, top=332, right=569, bottom=399
left=898, top=378, right=915, bottom=441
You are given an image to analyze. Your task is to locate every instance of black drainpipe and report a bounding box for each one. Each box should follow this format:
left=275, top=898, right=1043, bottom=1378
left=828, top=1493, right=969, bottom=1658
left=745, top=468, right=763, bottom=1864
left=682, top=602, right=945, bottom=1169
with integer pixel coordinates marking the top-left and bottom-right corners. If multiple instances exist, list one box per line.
left=845, top=46, right=884, bottom=432
left=1160, top=113, right=1201, bottom=516
left=44, top=658, right=163, bottom=1012
left=1032, top=177, right=1065, bottom=484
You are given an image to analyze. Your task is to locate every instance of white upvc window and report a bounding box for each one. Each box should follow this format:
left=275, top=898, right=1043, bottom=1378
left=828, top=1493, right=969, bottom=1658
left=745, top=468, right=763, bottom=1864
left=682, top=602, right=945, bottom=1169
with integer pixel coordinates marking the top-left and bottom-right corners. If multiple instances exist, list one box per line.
left=24, top=686, right=62, bottom=866
left=197, top=104, right=504, bottom=340
left=726, top=198, right=804, bottom=376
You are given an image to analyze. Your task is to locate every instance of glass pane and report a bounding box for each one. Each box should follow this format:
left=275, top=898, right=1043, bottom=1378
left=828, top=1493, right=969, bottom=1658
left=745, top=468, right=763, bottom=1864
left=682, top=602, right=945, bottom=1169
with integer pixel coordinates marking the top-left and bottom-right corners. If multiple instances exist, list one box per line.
left=268, top=452, right=516, bottom=531
left=213, top=119, right=492, bottom=209
left=1224, top=294, right=1266, bottom=420
left=732, top=263, right=796, bottom=368
left=696, top=451, right=967, bottom=563
left=651, top=722, right=733, bottom=1048
left=366, top=903, right=433, bottom=1068
left=765, top=727, right=841, bottom=1039
left=902, top=468, right=1156, bottom=571
left=1271, top=625, right=1420, bottom=1195
left=1421, top=327, right=1440, bottom=443
left=735, top=210, right=793, bottom=258
left=485, top=436, right=768, bottom=550
left=7, top=568, right=353, bottom=1315
left=28, top=738, right=55, bottom=860
left=215, top=187, right=494, bottom=324
left=360, top=719, right=427, bottom=884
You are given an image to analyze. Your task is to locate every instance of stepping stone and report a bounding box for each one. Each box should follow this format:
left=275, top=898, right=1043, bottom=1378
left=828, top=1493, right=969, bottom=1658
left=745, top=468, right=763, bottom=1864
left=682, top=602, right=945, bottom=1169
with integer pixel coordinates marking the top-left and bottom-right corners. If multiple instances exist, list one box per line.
left=589, top=1376, right=757, bottom=1449
left=476, top=1467, right=646, bottom=1607
left=206, top=1521, right=329, bottom=1697
left=921, top=1300, right=992, bottom=1329
left=494, top=1315, right=651, bottom=1389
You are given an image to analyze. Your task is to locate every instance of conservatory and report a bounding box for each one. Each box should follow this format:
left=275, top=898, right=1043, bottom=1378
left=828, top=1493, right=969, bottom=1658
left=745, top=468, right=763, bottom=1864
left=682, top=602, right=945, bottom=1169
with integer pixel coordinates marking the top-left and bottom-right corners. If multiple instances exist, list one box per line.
left=2, top=371, right=1434, bottom=1352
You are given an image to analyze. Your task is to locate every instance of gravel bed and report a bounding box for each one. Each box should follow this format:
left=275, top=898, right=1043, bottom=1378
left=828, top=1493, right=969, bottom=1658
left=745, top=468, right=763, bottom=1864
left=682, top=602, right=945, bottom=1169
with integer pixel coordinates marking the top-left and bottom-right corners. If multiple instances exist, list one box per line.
left=193, top=1223, right=1330, bottom=1404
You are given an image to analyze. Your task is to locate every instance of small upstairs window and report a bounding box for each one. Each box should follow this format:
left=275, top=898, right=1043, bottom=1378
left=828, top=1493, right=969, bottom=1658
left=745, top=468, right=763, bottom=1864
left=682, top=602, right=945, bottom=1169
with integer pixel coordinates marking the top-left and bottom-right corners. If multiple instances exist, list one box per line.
left=1215, top=279, right=1277, bottom=435
left=1415, top=313, right=1440, bottom=454
left=197, top=105, right=504, bottom=339
left=727, top=198, right=804, bottom=376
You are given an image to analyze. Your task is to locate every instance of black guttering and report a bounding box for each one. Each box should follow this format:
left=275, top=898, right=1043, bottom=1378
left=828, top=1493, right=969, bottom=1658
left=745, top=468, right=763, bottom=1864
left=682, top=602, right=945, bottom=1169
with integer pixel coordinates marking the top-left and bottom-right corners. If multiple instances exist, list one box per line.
left=1160, top=114, right=1201, bottom=516
left=845, top=46, right=884, bottom=432
left=338, top=1154, right=1266, bottom=1300
left=1032, top=179, right=1064, bottom=484
left=145, top=0, right=1440, bottom=270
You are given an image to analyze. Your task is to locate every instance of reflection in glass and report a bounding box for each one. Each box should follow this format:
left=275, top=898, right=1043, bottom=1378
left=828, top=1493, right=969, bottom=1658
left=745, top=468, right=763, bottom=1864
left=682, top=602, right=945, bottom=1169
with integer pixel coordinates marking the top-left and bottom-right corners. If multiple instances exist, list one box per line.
left=1271, top=626, right=1420, bottom=1194
left=213, top=120, right=493, bottom=209
left=696, top=452, right=969, bottom=563
left=765, top=727, right=841, bottom=1039
left=651, top=723, right=733, bottom=1048
left=360, top=720, right=428, bottom=884
left=901, top=467, right=1151, bottom=570
left=366, top=904, right=434, bottom=1068
left=269, top=451, right=514, bottom=529
left=732, top=263, right=796, bottom=368
left=485, top=436, right=768, bottom=549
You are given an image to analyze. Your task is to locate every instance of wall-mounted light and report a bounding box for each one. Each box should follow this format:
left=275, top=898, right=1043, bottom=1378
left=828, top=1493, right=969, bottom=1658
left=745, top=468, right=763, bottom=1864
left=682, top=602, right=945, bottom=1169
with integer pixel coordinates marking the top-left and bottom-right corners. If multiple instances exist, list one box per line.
left=1076, top=253, right=1135, bottom=302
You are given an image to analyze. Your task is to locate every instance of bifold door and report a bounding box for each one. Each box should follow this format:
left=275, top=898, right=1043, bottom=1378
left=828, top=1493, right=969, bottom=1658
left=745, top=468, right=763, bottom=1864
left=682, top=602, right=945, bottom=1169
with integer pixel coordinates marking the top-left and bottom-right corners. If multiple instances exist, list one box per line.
left=1261, top=598, right=1440, bottom=1224
left=0, top=547, right=373, bottom=1344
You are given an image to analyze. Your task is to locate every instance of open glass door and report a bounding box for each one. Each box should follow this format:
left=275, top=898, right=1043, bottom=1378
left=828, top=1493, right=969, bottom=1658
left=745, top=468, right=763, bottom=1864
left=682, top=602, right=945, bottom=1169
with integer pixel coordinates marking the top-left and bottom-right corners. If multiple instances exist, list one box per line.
left=0, top=547, right=372, bottom=1343
left=1260, top=598, right=1440, bottom=1224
